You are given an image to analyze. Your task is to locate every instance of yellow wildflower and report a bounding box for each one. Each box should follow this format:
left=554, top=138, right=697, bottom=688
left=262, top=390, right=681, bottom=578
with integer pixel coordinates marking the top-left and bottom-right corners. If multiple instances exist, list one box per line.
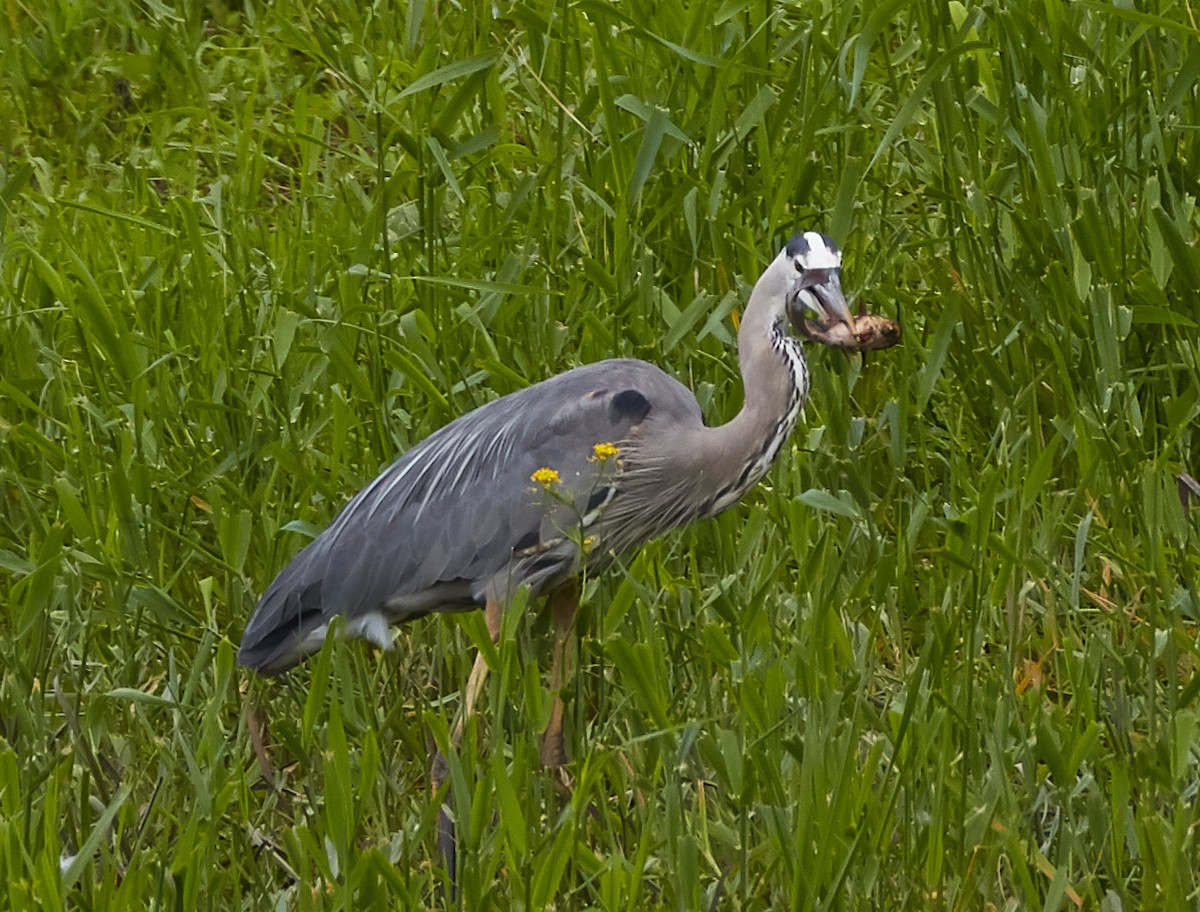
left=591, top=441, right=620, bottom=461
left=531, top=467, right=561, bottom=487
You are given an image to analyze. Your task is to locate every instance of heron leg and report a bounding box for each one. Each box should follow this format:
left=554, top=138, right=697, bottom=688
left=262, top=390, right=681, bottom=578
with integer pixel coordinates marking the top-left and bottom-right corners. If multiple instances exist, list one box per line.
left=433, top=597, right=504, bottom=886
left=434, top=598, right=503, bottom=792
left=246, top=701, right=274, bottom=784
left=541, top=580, right=578, bottom=768
left=454, top=597, right=503, bottom=744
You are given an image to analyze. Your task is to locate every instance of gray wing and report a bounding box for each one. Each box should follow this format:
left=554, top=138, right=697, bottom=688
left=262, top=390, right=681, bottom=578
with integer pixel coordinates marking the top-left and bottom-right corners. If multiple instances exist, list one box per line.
left=238, top=358, right=701, bottom=675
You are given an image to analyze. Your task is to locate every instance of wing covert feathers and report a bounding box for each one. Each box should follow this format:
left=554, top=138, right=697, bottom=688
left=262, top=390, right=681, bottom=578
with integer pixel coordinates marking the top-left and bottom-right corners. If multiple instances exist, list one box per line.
left=238, top=359, right=700, bottom=674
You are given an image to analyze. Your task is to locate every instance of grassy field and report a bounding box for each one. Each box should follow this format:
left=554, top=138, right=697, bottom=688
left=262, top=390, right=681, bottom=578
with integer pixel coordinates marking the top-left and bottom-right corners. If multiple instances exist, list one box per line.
left=2, top=0, right=1199, bottom=908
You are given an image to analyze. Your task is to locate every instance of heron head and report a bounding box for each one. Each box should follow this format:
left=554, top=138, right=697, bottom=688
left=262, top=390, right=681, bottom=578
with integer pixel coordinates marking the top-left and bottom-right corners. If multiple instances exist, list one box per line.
left=781, top=231, right=855, bottom=332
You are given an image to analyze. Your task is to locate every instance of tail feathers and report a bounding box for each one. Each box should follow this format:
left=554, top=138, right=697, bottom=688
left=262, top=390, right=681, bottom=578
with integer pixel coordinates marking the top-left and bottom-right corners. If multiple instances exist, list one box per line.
left=238, top=578, right=327, bottom=676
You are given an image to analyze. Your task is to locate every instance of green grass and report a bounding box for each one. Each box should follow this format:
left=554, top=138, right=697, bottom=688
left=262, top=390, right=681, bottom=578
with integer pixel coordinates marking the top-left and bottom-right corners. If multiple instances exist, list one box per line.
left=2, top=0, right=1199, bottom=908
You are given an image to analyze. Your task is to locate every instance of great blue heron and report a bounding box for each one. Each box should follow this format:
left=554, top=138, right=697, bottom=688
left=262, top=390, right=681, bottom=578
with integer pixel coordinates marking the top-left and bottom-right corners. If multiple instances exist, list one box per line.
left=239, top=231, right=859, bottom=768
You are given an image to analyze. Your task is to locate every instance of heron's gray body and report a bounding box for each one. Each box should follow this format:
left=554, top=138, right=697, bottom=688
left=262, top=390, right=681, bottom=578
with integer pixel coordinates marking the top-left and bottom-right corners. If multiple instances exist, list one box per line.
left=239, top=232, right=849, bottom=676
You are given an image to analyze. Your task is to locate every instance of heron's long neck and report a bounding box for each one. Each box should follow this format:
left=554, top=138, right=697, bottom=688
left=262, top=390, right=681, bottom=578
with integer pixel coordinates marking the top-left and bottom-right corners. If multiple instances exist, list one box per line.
left=688, top=271, right=809, bottom=517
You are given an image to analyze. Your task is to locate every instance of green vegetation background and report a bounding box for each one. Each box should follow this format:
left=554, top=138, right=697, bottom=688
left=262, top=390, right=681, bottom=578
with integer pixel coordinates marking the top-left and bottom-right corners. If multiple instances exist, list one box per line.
left=2, top=0, right=1198, bottom=908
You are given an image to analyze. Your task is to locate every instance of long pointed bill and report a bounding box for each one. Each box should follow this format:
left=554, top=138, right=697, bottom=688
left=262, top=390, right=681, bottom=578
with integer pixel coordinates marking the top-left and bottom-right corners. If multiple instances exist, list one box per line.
left=806, top=272, right=854, bottom=329
left=787, top=270, right=859, bottom=344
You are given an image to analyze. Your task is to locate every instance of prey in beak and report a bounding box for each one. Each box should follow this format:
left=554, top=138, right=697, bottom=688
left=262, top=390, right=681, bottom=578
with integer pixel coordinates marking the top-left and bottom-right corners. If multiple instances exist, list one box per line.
left=782, top=232, right=900, bottom=353
left=788, top=268, right=856, bottom=336
left=781, top=231, right=856, bottom=336
left=798, top=303, right=902, bottom=352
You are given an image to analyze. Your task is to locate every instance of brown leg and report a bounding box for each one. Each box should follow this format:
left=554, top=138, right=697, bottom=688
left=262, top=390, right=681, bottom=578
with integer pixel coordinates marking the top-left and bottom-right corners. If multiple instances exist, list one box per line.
left=434, top=597, right=504, bottom=887
left=437, top=597, right=504, bottom=784
left=454, top=598, right=503, bottom=742
left=246, top=701, right=274, bottom=785
left=541, top=581, right=578, bottom=768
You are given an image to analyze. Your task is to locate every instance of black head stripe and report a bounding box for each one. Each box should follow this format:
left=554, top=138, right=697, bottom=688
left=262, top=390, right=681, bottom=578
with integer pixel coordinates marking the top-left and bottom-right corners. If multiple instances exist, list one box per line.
left=786, top=231, right=841, bottom=269
left=785, top=233, right=810, bottom=257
